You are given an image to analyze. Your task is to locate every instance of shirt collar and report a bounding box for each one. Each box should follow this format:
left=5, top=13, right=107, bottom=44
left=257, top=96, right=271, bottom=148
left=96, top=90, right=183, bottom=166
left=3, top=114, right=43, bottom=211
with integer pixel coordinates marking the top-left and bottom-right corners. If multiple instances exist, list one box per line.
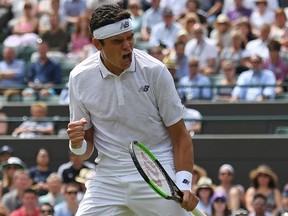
left=99, top=52, right=136, bottom=78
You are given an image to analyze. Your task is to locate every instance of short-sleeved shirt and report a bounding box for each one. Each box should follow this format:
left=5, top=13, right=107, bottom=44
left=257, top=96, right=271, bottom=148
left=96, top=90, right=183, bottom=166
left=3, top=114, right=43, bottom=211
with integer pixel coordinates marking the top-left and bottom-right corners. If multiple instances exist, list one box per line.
left=69, top=49, right=185, bottom=177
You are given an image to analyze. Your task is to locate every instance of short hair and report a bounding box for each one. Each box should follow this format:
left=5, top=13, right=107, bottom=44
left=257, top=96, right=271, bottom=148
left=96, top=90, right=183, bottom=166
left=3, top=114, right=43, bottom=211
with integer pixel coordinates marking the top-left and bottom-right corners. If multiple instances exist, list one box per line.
left=253, top=193, right=267, bottom=203
left=268, top=40, right=281, bottom=52
left=89, top=4, right=131, bottom=34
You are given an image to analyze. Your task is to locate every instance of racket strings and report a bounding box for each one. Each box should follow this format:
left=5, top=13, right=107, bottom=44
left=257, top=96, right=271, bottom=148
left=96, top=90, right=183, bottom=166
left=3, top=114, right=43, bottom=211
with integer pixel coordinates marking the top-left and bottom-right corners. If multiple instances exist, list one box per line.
left=134, top=146, right=172, bottom=195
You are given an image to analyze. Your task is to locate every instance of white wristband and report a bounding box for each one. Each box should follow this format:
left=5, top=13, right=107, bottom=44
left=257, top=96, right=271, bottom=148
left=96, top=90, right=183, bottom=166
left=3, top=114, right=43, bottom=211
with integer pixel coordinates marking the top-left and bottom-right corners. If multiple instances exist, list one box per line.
left=69, top=140, right=87, bottom=155
left=176, top=171, right=193, bottom=192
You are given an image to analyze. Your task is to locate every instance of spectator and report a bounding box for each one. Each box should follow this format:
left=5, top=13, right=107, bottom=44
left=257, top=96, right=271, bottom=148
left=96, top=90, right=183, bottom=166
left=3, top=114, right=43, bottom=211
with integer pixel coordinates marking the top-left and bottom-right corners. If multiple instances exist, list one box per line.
left=226, top=0, right=252, bottom=23
left=211, top=192, right=231, bottom=216
left=270, top=8, right=288, bottom=43
left=178, top=12, right=200, bottom=40
left=3, top=2, right=39, bottom=49
left=0, top=113, right=8, bottom=135
left=28, top=148, right=53, bottom=196
left=148, top=45, right=165, bottom=61
left=40, top=203, right=54, bottom=216
left=230, top=55, right=276, bottom=102
left=247, top=193, right=272, bottom=216
left=40, top=13, right=68, bottom=54
left=54, top=182, right=80, bottom=216
left=178, top=57, right=213, bottom=101
left=198, top=0, right=223, bottom=26
left=22, top=39, right=62, bottom=101
left=160, top=0, right=187, bottom=19
left=57, top=152, right=95, bottom=187
left=185, top=23, right=218, bottom=75
left=244, top=24, right=271, bottom=60
left=12, top=101, right=54, bottom=138
left=1, top=170, right=32, bottom=213
left=192, top=164, right=207, bottom=192
left=234, top=17, right=257, bottom=46
left=38, top=173, right=65, bottom=207
left=10, top=188, right=40, bottom=216
left=149, top=7, right=182, bottom=50
left=163, top=56, right=178, bottom=84
left=210, top=14, right=233, bottom=52
left=0, top=145, right=14, bottom=165
left=195, top=176, right=215, bottom=216
left=140, top=0, right=163, bottom=42
left=0, top=157, right=26, bottom=198
left=263, top=40, right=288, bottom=95
left=215, top=164, right=245, bottom=213
left=38, top=0, right=67, bottom=34
left=183, top=107, right=203, bottom=135
left=219, top=30, right=249, bottom=74
left=277, top=184, right=288, bottom=216
left=173, top=40, right=190, bottom=80
left=0, top=47, right=25, bottom=101
left=0, top=205, right=9, bottom=216
left=127, top=0, right=143, bottom=41
left=214, top=60, right=237, bottom=102
left=75, top=168, right=95, bottom=193
left=249, top=0, right=275, bottom=36
left=181, top=0, right=207, bottom=25
left=67, top=14, right=92, bottom=62
left=245, top=165, right=282, bottom=215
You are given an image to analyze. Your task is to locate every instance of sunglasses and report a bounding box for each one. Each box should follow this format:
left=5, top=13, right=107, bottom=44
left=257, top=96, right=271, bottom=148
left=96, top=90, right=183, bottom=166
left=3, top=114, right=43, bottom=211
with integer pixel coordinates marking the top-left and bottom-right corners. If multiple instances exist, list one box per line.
left=214, top=198, right=226, bottom=203
left=220, top=172, right=233, bottom=176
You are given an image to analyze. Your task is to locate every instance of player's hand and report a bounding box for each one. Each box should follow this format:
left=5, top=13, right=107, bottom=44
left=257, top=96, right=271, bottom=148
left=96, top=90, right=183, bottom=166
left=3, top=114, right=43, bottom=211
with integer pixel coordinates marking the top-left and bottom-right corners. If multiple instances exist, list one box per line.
left=180, top=190, right=199, bottom=211
left=67, top=118, right=87, bottom=147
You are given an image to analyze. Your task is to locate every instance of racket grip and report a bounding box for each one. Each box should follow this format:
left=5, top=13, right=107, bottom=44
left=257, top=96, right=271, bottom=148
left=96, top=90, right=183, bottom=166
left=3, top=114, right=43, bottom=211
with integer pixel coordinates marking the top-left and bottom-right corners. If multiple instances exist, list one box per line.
left=191, top=208, right=206, bottom=216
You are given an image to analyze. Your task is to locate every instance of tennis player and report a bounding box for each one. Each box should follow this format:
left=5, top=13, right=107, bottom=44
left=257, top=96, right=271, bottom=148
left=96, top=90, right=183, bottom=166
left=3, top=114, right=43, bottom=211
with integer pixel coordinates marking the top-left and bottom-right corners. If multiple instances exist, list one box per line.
left=67, top=4, right=199, bottom=215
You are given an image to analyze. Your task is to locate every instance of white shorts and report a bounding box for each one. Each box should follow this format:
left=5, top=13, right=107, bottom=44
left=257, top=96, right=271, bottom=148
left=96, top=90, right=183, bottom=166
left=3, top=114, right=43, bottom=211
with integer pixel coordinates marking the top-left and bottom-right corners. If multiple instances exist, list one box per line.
left=76, top=166, right=191, bottom=216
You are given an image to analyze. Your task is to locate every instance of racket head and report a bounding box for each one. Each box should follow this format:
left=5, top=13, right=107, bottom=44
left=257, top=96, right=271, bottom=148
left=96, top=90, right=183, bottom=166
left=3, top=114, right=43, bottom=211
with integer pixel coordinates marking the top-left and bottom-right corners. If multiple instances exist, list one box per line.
left=129, top=140, right=182, bottom=202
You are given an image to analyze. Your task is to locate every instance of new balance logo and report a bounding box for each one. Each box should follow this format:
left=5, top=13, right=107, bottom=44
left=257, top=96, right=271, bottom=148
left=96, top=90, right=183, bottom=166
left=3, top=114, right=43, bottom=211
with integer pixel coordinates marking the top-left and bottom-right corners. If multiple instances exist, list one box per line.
left=120, top=21, right=130, bottom=29
left=138, top=85, right=150, bottom=92
left=182, top=179, right=190, bottom=185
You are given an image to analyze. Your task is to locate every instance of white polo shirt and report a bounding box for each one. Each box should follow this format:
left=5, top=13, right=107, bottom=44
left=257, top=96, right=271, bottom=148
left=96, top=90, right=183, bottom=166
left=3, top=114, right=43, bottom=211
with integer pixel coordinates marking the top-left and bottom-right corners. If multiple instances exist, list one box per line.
left=69, top=49, right=186, bottom=176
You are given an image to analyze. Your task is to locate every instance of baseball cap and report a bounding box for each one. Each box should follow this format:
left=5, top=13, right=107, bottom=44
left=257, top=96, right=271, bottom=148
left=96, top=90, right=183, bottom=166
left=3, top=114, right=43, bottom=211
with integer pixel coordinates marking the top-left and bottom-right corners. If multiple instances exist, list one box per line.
left=211, top=192, right=228, bottom=202
left=0, top=145, right=14, bottom=155
left=2, top=157, right=26, bottom=170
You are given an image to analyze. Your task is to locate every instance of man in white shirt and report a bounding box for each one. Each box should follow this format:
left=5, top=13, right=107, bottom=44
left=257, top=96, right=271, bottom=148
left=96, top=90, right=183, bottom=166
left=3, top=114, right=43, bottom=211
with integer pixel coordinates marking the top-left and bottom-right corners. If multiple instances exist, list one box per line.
left=67, top=4, right=199, bottom=216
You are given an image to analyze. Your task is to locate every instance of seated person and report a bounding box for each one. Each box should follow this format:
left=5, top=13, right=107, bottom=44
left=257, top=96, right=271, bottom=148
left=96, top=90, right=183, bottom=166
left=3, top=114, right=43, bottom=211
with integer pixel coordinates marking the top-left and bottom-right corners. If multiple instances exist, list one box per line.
left=0, top=47, right=25, bottom=101
left=22, top=39, right=62, bottom=101
left=177, top=57, right=213, bottom=101
left=230, top=55, right=276, bottom=102
left=12, top=101, right=54, bottom=138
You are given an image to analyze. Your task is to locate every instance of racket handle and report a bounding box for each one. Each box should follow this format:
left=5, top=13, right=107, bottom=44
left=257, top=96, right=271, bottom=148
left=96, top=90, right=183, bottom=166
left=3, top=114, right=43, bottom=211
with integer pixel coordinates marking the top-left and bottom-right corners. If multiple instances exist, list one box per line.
left=191, top=208, right=206, bottom=216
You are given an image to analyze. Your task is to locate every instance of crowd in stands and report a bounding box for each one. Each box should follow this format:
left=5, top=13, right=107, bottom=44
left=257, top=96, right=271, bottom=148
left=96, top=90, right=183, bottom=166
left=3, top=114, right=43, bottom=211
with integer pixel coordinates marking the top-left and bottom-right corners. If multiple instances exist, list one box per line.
left=0, top=0, right=287, bottom=103
left=0, top=144, right=286, bottom=216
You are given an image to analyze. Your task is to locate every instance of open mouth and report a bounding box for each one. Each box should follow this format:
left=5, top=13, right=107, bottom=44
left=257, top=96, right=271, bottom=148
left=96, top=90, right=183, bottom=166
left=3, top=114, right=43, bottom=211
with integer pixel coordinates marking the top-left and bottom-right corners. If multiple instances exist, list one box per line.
left=122, top=52, right=132, bottom=63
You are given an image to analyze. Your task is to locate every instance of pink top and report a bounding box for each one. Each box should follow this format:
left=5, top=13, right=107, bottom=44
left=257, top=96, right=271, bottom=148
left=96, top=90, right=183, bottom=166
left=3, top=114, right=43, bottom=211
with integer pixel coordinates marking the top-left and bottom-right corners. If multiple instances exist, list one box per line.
left=70, top=34, right=91, bottom=52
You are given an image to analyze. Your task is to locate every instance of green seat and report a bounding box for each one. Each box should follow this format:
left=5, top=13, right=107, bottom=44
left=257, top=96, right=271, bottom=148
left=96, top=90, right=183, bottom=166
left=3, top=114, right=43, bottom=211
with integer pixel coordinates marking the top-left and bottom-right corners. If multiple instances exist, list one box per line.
left=274, top=126, right=288, bottom=134
left=276, top=93, right=288, bottom=100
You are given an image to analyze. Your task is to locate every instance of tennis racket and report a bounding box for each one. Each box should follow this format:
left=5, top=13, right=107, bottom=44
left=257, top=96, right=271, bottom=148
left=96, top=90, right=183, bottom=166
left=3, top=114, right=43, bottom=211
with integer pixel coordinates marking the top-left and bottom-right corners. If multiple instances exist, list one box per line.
left=129, top=140, right=206, bottom=216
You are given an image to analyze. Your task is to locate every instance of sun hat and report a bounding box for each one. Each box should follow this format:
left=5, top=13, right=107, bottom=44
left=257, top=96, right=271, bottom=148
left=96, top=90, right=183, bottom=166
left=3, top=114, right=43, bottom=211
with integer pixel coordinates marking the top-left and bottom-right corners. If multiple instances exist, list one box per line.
left=75, top=168, right=94, bottom=184
left=193, top=164, right=207, bottom=177
left=2, top=157, right=26, bottom=170
left=249, top=165, right=278, bottom=183
left=196, top=176, right=215, bottom=193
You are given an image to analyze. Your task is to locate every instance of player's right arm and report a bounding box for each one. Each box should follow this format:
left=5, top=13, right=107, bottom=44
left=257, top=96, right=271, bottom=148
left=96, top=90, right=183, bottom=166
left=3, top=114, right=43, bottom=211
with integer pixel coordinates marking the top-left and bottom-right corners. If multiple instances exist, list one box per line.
left=67, top=118, right=94, bottom=160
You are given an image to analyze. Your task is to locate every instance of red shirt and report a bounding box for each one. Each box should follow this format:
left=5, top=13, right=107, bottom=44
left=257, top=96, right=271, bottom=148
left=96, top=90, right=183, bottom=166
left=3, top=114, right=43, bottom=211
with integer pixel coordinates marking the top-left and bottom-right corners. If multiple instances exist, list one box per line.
left=10, top=206, right=40, bottom=216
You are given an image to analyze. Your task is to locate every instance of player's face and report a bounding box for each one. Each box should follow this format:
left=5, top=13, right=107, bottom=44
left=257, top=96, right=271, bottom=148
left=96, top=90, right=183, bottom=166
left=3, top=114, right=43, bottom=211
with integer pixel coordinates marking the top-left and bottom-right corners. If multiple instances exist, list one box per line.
left=97, top=31, right=134, bottom=75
